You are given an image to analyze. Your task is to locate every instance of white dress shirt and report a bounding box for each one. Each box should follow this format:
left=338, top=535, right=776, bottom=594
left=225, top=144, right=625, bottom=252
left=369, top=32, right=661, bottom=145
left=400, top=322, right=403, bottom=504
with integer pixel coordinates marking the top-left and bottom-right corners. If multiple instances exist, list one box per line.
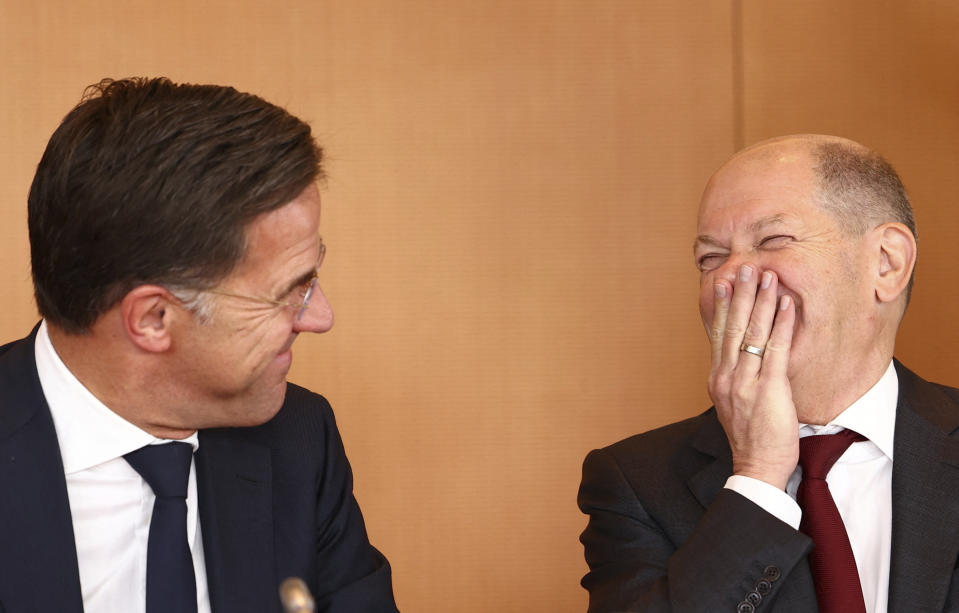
left=35, top=320, right=213, bottom=613
left=726, top=361, right=897, bottom=613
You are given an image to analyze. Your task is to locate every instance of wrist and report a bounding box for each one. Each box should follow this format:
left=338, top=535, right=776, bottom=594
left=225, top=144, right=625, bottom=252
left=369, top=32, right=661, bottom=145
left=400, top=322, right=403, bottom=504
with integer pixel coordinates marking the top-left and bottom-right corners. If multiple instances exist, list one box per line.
left=733, top=463, right=795, bottom=491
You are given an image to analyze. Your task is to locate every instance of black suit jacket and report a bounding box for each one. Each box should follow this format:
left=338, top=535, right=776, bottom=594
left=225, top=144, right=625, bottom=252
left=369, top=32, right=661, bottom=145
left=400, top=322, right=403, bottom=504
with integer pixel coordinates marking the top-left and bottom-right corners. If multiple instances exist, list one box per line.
left=578, top=362, right=959, bottom=612
left=0, top=330, right=399, bottom=613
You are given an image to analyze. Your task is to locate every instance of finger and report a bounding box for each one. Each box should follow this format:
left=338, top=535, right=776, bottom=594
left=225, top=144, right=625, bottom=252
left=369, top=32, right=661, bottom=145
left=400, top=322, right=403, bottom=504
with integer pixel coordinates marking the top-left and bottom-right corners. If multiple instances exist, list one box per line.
left=761, top=294, right=796, bottom=379
left=721, top=264, right=759, bottom=371
left=736, top=270, right=780, bottom=373
left=709, top=280, right=731, bottom=372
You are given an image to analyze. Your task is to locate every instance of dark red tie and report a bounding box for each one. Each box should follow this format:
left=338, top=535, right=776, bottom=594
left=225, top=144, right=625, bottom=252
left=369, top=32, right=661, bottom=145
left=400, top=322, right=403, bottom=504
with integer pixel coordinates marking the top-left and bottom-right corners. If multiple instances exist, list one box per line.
left=797, top=430, right=867, bottom=613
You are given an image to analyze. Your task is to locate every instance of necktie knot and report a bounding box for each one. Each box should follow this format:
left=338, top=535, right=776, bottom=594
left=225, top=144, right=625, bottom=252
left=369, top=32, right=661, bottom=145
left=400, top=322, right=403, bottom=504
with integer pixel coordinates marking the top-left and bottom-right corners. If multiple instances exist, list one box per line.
left=798, top=429, right=865, bottom=480
left=124, top=441, right=193, bottom=499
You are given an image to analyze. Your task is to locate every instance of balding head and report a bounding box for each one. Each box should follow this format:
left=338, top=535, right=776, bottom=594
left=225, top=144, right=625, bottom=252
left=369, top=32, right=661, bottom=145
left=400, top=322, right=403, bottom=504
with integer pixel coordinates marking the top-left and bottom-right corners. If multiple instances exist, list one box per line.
left=713, top=134, right=917, bottom=299
left=727, top=134, right=915, bottom=240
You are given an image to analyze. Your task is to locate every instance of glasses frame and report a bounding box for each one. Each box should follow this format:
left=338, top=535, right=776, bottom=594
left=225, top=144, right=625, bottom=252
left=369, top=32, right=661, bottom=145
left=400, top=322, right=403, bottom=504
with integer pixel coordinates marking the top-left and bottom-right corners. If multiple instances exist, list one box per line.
left=205, top=240, right=325, bottom=321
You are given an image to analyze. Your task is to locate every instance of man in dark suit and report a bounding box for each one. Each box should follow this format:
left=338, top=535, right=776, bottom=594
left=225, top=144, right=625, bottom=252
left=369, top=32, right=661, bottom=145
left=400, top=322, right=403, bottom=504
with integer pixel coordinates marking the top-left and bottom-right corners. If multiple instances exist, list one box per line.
left=578, top=135, right=959, bottom=612
left=0, top=78, right=398, bottom=612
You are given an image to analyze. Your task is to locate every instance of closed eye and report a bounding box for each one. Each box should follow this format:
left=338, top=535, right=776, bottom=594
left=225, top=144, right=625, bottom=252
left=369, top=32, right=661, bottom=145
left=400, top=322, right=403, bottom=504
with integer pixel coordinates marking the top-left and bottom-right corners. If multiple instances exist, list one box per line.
left=757, top=235, right=793, bottom=249
left=282, top=271, right=318, bottom=302
left=696, top=253, right=727, bottom=272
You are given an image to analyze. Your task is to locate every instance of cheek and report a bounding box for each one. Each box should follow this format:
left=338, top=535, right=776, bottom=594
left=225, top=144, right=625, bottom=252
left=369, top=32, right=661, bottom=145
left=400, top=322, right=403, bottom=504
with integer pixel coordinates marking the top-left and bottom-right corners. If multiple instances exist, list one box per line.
left=771, top=269, right=807, bottom=311
left=223, top=328, right=284, bottom=380
left=698, top=277, right=715, bottom=327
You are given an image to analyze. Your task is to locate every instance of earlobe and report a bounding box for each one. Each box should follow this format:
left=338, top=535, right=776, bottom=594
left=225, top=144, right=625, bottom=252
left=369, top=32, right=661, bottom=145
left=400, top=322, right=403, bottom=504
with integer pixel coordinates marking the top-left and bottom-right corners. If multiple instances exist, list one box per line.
left=120, top=285, right=176, bottom=353
left=874, top=222, right=917, bottom=304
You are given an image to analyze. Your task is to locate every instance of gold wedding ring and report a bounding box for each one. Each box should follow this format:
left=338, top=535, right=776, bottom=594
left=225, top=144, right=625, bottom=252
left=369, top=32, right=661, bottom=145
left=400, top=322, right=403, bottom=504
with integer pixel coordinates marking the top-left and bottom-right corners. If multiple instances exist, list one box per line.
left=740, top=342, right=765, bottom=357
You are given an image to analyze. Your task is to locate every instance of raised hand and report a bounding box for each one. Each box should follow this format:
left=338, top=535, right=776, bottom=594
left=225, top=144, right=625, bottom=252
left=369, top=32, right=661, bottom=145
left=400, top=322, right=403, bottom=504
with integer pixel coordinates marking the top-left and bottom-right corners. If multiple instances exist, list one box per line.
left=708, top=264, right=798, bottom=491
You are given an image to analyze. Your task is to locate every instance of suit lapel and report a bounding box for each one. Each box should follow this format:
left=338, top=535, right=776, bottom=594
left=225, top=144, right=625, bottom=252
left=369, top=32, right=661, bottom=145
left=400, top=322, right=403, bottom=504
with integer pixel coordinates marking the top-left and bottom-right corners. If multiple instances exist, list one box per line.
left=685, top=409, right=817, bottom=611
left=686, top=411, right=734, bottom=509
left=888, top=363, right=959, bottom=612
left=0, top=331, right=84, bottom=612
left=197, top=432, right=277, bottom=613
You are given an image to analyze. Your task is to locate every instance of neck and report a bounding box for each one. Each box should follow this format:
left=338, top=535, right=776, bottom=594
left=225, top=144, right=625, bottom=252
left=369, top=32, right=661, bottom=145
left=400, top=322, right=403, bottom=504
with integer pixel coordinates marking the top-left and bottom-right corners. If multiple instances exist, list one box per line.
left=792, top=353, right=892, bottom=425
left=47, top=322, right=197, bottom=440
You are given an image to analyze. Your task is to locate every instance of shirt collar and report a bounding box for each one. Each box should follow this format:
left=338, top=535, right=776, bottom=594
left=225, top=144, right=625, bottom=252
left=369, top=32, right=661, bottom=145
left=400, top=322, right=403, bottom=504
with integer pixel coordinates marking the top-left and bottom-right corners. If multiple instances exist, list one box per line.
left=34, top=320, right=199, bottom=475
left=799, top=360, right=897, bottom=461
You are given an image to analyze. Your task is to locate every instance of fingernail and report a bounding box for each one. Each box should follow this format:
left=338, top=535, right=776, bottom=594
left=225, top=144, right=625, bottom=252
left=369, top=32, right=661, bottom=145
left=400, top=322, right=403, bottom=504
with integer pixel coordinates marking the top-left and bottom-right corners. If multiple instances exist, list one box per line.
left=715, top=283, right=726, bottom=299
left=780, top=295, right=791, bottom=310
left=739, top=264, right=753, bottom=282
left=761, top=271, right=773, bottom=289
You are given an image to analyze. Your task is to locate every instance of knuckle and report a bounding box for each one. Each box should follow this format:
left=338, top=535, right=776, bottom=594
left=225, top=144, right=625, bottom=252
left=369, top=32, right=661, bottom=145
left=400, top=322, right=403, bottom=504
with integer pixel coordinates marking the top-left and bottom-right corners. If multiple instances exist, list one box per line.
left=724, top=322, right=745, bottom=338
left=710, top=372, right=731, bottom=393
left=765, top=337, right=790, bottom=352
left=730, top=388, right=751, bottom=406
left=743, top=320, right=765, bottom=341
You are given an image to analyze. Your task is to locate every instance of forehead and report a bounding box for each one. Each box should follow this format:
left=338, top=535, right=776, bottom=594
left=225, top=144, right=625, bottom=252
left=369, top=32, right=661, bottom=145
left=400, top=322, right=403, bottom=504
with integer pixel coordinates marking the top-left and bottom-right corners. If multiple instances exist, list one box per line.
left=243, top=185, right=322, bottom=263
left=696, top=146, right=825, bottom=235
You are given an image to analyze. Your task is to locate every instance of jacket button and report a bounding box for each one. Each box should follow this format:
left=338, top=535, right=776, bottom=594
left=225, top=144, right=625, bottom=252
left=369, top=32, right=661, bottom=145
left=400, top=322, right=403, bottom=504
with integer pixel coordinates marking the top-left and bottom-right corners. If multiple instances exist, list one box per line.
left=755, top=579, right=772, bottom=595
left=737, top=602, right=755, bottom=613
left=763, top=565, right=782, bottom=582
left=745, top=590, right=762, bottom=605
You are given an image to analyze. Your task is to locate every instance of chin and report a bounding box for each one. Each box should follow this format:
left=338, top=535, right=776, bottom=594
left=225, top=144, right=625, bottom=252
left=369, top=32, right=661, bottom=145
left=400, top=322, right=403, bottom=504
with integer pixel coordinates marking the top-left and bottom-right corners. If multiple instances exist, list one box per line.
left=225, top=380, right=289, bottom=428
left=253, top=387, right=289, bottom=425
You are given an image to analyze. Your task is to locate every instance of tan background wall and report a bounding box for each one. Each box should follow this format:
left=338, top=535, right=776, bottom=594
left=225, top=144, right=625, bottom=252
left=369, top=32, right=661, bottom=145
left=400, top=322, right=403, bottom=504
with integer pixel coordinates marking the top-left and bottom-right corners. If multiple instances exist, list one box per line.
left=1, top=2, right=957, bottom=610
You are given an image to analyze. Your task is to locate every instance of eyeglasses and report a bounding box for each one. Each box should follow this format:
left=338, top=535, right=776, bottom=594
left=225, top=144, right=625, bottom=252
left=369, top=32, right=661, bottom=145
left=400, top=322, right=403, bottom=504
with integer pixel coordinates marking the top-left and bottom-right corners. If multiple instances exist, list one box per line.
left=206, top=240, right=326, bottom=321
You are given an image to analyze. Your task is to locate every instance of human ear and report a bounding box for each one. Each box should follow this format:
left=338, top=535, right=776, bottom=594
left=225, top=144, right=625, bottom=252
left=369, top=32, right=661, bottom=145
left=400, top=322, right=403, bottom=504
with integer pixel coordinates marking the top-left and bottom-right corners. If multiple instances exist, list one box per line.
left=119, top=285, right=176, bottom=353
left=874, top=222, right=917, bottom=303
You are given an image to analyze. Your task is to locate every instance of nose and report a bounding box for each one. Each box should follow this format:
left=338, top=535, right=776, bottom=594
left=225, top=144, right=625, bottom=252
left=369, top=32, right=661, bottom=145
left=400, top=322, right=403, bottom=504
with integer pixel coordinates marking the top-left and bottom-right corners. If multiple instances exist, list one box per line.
left=293, top=284, right=334, bottom=333
left=713, top=253, right=753, bottom=284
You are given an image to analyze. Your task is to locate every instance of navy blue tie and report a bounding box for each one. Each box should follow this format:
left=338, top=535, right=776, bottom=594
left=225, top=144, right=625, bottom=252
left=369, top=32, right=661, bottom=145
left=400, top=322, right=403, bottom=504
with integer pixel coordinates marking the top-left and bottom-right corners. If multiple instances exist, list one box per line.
left=124, top=442, right=198, bottom=613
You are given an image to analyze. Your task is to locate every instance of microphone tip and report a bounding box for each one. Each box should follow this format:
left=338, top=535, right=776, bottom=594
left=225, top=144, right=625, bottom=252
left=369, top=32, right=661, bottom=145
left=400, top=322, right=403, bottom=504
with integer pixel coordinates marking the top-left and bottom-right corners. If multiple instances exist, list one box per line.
left=279, top=577, right=316, bottom=612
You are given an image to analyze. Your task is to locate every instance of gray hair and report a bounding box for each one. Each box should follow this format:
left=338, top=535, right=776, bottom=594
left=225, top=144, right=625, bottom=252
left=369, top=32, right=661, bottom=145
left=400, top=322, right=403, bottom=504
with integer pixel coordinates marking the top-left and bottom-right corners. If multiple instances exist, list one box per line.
left=813, top=140, right=917, bottom=299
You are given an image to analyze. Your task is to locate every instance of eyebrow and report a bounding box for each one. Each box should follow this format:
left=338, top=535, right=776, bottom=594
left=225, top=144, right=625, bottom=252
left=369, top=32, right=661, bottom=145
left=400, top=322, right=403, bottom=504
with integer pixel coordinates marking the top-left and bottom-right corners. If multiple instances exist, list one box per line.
left=693, top=214, right=788, bottom=251
left=274, top=242, right=324, bottom=300
left=275, top=267, right=316, bottom=301
left=747, top=214, right=787, bottom=233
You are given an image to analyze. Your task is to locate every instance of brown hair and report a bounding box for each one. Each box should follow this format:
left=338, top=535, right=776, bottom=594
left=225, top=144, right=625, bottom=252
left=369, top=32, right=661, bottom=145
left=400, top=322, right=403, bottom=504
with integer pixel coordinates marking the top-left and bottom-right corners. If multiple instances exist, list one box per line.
left=28, top=77, right=323, bottom=333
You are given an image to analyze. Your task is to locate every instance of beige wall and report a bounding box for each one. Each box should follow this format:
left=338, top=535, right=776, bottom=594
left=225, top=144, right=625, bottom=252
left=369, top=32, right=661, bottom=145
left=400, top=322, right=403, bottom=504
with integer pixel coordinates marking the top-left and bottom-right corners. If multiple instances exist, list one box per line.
left=1, top=2, right=957, bottom=610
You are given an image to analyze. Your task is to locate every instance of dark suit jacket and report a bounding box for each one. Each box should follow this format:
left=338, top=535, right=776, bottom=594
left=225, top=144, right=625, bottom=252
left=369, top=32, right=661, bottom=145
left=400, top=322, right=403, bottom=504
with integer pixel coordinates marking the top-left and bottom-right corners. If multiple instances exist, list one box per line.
left=578, top=361, right=959, bottom=612
left=0, top=329, right=399, bottom=613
